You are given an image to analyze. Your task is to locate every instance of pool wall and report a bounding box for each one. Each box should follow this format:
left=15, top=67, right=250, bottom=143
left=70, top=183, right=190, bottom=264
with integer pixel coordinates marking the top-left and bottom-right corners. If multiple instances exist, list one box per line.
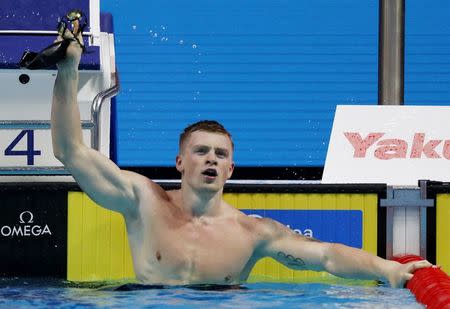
left=66, top=186, right=380, bottom=282
left=1, top=181, right=448, bottom=281
left=425, top=182, right=450, bottom=275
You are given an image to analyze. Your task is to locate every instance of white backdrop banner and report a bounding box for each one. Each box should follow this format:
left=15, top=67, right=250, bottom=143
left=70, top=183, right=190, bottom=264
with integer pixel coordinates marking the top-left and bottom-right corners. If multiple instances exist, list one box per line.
left=322, top=105, right=450, bottom=186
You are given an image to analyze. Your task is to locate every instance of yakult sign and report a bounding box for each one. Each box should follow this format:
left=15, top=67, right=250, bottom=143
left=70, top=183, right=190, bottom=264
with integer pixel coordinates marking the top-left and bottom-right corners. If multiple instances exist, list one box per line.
left=322, top=105, right=450, bottom=185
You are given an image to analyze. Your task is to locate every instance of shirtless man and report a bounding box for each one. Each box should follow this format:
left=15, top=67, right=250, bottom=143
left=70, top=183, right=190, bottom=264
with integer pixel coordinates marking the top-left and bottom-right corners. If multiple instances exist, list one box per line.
left=51, top=33, right=431, bottom=288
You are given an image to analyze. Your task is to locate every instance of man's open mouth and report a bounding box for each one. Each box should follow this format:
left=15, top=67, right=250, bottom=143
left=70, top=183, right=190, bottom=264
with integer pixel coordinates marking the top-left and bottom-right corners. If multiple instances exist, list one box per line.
left=202, top=168, right=218, bottom=177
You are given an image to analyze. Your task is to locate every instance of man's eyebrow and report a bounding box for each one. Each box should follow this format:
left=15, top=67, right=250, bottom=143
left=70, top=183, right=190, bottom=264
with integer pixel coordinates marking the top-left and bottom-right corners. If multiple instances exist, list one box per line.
left=215, top=147, right=229, bottom=153
left=192, top=145, right=210, bottom=150
left=192, top=145, right=229, bottom=154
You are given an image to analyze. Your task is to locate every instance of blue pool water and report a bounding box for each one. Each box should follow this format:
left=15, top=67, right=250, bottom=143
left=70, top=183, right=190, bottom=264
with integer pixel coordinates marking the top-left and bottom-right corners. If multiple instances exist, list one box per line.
left=0, top=278, right=422, bottom=308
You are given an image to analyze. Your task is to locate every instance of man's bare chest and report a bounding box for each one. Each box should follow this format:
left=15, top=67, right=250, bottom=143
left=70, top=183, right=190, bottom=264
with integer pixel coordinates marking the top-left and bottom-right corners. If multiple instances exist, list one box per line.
left=140, top=217, right=256, bottom=283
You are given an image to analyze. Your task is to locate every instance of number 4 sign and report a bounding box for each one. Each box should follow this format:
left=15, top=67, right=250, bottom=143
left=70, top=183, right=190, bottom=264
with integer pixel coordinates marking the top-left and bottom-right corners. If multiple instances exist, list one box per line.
left=4, top=130, right=41, bottom=165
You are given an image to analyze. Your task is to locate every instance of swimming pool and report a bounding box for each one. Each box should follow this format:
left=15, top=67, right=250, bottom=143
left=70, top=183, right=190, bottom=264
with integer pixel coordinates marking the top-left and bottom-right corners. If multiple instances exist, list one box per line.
left=0, top=278, right=422, bottom=308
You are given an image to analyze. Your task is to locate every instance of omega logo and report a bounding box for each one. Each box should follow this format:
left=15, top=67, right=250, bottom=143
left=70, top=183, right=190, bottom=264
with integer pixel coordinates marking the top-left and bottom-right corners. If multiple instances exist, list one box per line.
left=19, top=211, right=34, bottom=224
left=1, top=211, right=52, bottom=237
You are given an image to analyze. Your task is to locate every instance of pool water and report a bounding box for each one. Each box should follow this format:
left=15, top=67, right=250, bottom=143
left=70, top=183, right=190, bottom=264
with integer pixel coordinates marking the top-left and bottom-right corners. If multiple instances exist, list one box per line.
left=0, top=278, right=422, bottom=308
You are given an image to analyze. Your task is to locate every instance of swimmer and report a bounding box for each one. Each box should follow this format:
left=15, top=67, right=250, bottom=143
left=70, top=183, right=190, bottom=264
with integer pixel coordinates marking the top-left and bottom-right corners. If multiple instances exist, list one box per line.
left=50, top=24, right=432, bottom=288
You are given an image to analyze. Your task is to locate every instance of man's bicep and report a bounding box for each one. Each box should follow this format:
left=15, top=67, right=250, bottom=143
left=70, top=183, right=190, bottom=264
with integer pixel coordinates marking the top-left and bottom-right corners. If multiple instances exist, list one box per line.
left=258, top=218, right=328, bottom=272
left=63, top=145, right=141, bottom=215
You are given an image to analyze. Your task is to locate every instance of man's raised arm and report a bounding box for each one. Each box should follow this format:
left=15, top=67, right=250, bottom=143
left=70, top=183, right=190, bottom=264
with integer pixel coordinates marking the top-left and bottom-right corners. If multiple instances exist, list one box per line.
left=51, top=35, right=141, bottom=216
left=255, top=218, right=432, bottom=288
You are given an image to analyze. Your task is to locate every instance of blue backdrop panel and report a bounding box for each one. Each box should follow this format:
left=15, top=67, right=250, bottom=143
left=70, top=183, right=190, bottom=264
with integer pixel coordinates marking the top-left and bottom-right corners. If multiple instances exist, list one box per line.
left=101, top=0, right=378, bottom=167
left=241, top=209, right=363, bottom=248
left=405, top=0, right=450, bottom=105
left=0, top=0, right=91, bottom=31
left=0, top=36, right=99, bottom=69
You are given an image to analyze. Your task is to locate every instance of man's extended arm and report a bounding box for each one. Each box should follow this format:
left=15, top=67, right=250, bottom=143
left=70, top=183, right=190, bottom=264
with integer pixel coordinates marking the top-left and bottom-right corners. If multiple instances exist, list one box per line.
left=256, top=218, right=431, bottom=288
left=51, top=35, right=141, bottom=216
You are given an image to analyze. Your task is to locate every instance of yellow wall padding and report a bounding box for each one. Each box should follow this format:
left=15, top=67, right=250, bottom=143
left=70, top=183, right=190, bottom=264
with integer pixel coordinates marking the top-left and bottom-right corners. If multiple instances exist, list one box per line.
left=436, top=194, right=450, bottom=274
left=224, top=193, right=378, bottom=283
left=67, top=192, right=377, bottom=283
left=67, top=192, right=134, bottom=282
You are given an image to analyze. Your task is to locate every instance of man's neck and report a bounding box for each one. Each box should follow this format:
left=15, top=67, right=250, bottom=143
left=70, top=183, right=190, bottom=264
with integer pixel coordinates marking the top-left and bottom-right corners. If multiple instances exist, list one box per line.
left=179, top=186, right=223, bottom=218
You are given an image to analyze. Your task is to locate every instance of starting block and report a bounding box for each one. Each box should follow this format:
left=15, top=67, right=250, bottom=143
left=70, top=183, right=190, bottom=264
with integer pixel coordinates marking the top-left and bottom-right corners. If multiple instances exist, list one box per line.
left=0, top=0, right=118, bottom=181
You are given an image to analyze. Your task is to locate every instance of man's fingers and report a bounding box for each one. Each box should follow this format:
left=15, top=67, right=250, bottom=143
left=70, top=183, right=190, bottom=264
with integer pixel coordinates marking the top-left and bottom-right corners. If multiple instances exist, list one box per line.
left=53, top=35, right=64, bottom=44
left=53, top=28, right=73, bottom=44
left=407, top=260, right=433, bottom=273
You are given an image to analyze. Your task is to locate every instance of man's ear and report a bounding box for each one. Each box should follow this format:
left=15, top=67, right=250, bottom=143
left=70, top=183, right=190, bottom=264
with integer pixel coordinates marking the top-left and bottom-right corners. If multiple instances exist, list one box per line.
left=227, top=162, right=235, bottom=179
left=176, top=154, right=183, bottom=173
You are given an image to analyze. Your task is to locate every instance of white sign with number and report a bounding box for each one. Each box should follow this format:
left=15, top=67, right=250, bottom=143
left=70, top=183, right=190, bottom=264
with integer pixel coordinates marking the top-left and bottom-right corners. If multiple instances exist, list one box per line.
left=0, top=130, right=91, bottom=167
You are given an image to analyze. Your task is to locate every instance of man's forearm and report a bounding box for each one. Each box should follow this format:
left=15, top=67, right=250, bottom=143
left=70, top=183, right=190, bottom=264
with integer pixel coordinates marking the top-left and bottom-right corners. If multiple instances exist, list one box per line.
left=51, top=68, right=84, bottom=160
left=323, top=243, right=396, bottom=282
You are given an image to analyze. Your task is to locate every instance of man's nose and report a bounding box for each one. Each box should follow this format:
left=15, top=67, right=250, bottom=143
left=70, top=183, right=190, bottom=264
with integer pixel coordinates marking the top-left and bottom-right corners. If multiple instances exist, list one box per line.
left=206, top=152, right=218, bottom=165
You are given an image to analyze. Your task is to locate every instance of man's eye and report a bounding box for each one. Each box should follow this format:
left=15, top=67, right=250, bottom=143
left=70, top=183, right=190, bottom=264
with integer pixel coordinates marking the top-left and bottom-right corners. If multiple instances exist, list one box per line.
left=216, top=151, right=227, bottom=158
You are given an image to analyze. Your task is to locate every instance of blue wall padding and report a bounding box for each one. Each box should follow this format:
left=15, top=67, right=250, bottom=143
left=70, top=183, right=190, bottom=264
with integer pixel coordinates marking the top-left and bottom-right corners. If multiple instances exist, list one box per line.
left=102, top=0, right=378, bottom=167
left=0, top=36, right=99, bottom=70
left=0, top=0, right=91, bottom=31
left=100, top=12, right=114, bottom=34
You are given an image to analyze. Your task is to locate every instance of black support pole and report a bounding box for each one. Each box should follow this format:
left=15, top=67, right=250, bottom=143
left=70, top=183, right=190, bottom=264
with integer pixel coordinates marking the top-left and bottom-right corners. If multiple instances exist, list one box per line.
left=378, top=0, right=405, bottom=105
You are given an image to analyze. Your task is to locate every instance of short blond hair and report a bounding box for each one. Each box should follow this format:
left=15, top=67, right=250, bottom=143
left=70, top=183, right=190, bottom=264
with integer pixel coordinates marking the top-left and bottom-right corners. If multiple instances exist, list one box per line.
left=179, top=120, right=234, bottom=151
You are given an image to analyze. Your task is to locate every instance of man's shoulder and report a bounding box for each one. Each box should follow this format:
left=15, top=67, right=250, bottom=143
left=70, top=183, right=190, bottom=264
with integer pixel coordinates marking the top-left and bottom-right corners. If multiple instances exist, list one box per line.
left=234, top=209, right=279, bottom=240
left=121, top=170, right=171, bottom=201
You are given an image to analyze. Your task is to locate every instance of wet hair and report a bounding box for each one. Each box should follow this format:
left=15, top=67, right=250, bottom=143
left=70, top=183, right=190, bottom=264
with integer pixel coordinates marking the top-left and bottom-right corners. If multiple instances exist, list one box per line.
left=179, top=120, right=234, bottom=151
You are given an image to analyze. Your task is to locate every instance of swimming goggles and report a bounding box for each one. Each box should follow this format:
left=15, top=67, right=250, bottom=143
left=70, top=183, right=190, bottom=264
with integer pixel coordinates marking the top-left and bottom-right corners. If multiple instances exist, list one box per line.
left=19, top=9, right=87, bottom=70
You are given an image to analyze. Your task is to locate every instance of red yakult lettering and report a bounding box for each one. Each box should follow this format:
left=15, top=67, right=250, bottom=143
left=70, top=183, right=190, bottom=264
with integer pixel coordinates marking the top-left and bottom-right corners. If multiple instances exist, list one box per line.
left=344, top=132, right=384, bottom=158
left=443, top=141, right=450, bottom=160
left=344, top=132, right=449, bottom=160
left=374, top=139, right=408, bottom=160
left=410, top=133, right=442, bottom=158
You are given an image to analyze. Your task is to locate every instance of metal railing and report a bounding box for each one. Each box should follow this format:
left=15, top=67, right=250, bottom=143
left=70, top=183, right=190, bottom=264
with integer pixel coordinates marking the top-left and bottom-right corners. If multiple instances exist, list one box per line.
left=0, top=71, right=120, bottom=175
